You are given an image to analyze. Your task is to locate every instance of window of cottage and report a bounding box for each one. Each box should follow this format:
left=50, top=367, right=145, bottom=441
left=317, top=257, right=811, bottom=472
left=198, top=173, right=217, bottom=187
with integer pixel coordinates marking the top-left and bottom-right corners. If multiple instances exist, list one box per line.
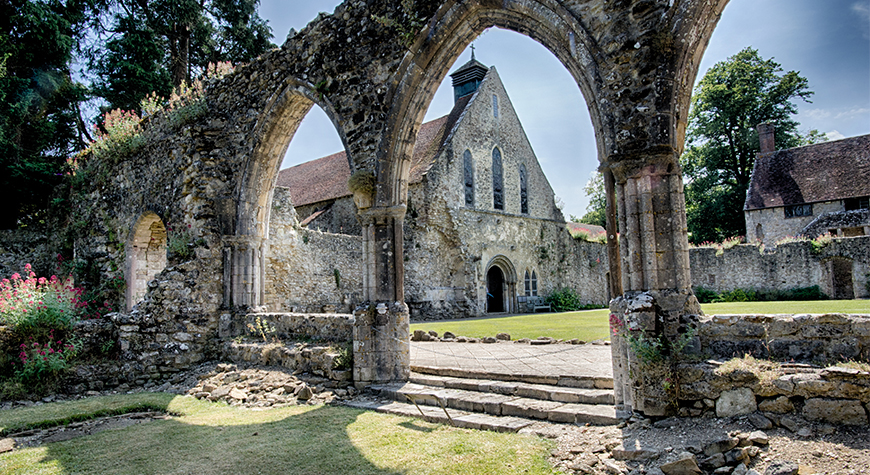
left=784, top=203, right=813, bottom=218
left=524, top=270, right=531, bottom=296
left=531, top=271, right=538, bottom=296
left=845, top=196, right=869, bottom=211
left=492, top=147, right=503, bottom=210
left=492, top=94, right=499, bottom=118
left=519, top=164, right=528, bottom=214
left=463, top=149, right=474, bottom=207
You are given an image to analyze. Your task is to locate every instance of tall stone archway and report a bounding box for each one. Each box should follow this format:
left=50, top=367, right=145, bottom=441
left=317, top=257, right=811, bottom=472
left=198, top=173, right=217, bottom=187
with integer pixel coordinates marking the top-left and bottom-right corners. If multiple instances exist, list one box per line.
left=125, top=212, right=167, bottom=311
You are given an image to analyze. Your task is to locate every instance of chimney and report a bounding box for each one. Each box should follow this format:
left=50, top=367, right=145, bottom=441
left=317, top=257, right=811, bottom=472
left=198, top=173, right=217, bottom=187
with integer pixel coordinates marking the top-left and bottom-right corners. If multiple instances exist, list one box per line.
left=757, top=123, right=775, bottom=154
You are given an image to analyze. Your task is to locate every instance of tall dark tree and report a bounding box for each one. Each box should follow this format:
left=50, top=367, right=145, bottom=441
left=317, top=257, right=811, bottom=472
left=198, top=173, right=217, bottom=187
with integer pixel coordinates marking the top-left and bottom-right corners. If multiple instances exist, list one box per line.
left=92, top=0, right=272, bottom=111
left=576, top=172, right=607, bottom=227
left=0, top=0, right=93, bottom=229
left=681, top=47, right=814, bottom=243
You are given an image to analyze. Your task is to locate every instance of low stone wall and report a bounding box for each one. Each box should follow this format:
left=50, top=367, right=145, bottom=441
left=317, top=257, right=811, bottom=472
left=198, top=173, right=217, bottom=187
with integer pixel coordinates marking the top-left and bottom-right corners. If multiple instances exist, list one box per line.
left=219, top=312, right=353, bottom=343
left=698, top=313, right=870, bottom=362
left=672, top=312, right=870, bottom=426
left=677, top=363, right=870, bottom=426
left=221, top=341, right=352, bottom=381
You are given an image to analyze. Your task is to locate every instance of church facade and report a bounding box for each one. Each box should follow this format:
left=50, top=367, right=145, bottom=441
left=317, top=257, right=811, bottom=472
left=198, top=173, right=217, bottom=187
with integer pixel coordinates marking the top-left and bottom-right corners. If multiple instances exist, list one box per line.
left=270, top=57, right=609, bottom=319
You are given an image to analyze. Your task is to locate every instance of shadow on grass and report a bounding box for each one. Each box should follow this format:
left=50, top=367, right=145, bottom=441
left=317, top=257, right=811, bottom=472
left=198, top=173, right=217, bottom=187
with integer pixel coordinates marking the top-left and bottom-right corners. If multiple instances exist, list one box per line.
left=398, top=420, right=436, bottom=433
left=9, top=402, right=403, bottom=475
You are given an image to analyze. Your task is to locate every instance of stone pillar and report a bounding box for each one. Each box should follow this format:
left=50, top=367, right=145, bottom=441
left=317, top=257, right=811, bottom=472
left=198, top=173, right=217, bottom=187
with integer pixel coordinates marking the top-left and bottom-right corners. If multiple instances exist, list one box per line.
left=608, top=158, right=702, bottom=417
left=222, top=235, right=266, bottom=309
left=353, top=205, right=410, bottom=387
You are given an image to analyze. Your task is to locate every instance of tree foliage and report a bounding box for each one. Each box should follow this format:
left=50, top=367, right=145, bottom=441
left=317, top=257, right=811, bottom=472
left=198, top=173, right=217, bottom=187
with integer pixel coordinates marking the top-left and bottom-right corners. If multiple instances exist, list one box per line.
left=0, top=0, right=94, bottom=229
left=576, top=172, right=606, bottom=227
left=90, top=0, right=273, bottom=111
left=681, top=47, right=815, bottom=243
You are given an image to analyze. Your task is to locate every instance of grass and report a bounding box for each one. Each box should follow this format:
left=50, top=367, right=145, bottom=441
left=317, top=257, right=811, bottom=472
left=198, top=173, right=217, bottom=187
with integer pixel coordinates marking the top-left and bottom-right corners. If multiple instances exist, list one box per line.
left=0, top=395, right=557, bottom=475
left=411, top=308, right=612, bottom=342
left=409, top=300, right=869, bottom=341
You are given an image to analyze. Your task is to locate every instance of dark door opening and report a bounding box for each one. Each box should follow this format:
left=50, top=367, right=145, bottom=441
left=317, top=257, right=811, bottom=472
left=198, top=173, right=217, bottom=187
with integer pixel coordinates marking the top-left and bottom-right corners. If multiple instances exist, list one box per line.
left=831, top=257, right=855, bottom=300
left=486, top=266, right=505, bottom=313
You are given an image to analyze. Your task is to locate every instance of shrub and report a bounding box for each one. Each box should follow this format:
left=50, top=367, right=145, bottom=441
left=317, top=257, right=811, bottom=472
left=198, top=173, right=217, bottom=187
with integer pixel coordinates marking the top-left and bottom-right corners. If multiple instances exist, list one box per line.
left=16, top=332, right=78, bottom=392
left=714, top=288, right=756, bottom=303
left=0, top=265, right=84, bottom=331
left=693, top=286, right=718, bottom=303
left=545, top=288, right=582, bottom=312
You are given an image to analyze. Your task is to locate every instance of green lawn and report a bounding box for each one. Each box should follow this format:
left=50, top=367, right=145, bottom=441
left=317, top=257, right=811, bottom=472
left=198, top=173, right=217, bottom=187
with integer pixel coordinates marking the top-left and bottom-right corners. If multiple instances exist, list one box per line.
left=0, top=394, right=557, bottom=475
left=409, top=299, right=869, bottom=341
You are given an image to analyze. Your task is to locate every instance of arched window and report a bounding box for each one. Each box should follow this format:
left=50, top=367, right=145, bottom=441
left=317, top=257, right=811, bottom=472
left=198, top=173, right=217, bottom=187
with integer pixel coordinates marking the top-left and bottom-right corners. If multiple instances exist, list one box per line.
left=463, top=149, right=474, bottom=207
left=492, top=147, right=503, bottom=210
left=492, top=94, right=499, bottom=118
left=524, top=270, right=531, bottom=296
left=126, top=212, right=167, bottom=311
left=531, top=270, right=538, bottom=296
left=519, top=164, right=528, bottom=214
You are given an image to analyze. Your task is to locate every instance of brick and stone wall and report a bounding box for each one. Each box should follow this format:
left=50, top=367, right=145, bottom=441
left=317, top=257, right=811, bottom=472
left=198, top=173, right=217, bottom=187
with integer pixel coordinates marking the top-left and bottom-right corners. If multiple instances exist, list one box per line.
left=745, top=200, right=843, bottom=244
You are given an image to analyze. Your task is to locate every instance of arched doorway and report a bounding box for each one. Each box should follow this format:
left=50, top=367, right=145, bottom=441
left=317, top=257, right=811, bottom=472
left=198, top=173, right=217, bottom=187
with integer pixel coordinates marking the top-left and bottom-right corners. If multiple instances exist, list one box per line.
left=486, top=266, right=505, bottom=313
left=126, top=212, right=167, bottom=311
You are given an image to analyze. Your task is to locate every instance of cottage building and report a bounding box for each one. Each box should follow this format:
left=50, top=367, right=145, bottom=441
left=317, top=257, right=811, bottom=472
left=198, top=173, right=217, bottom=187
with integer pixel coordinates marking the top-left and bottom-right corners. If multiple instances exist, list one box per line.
left=744, top=125, right=870, bottom=244
left=271, top=57, right=608, bottom=319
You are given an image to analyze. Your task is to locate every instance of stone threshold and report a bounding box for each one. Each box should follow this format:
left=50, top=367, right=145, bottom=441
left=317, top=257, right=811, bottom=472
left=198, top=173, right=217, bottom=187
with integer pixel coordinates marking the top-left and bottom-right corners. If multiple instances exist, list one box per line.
left=410, top=365, right=614, bottom=389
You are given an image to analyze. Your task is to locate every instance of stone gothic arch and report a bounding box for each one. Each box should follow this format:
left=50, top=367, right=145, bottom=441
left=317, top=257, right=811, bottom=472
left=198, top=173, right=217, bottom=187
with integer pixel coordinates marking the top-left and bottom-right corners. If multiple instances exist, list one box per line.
left=125, top=212, right=167, bottom=311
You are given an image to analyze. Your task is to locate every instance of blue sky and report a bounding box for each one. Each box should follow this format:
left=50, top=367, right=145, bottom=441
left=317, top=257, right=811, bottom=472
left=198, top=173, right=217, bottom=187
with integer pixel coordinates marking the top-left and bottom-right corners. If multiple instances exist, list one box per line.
left=260, top=0, right=870, bottom=219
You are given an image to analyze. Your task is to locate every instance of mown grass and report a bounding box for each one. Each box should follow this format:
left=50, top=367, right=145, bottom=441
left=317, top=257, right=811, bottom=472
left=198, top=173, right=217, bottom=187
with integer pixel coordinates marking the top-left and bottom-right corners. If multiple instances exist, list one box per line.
left=409, top=300, right=869, bottom=341
left=411, top=308, right=612, bottom=342
left=0, top=394, right=557, bottom=475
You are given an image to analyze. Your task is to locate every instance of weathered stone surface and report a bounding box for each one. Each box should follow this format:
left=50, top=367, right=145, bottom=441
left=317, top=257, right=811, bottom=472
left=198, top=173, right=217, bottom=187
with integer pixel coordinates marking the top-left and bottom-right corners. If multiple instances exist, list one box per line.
left=758, top=396, right=794, bottom=414
left=0, top=438, right=14, bottom=454
left=748, top=431, right=770, bottom=446
left=228, top=388, right=247, bottom=401
left=716, top=388, right=757, bottom=418
left=764, top=461, right=799, bottom=475
left=660, top=453, right=703, bottom=475
left=748, top=413, right=773, bottom=429
left=703, top=437, right=739, bottom=456
left=803, top=398, right=868, bottom=425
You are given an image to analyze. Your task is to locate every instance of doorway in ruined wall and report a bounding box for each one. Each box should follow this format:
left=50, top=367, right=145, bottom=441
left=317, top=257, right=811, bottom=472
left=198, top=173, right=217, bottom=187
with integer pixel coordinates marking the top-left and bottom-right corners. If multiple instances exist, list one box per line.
left=823, top=257, right=855, bottom=300
left=125, top=212, right=167, bottom=311
left=485, top=255, right=517, bottom=314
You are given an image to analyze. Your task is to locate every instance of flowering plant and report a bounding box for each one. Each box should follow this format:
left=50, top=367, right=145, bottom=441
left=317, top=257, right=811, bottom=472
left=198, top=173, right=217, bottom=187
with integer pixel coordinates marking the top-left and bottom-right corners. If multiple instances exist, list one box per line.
left=16, top=330, right=78, bottom=387
left=0, top=264, right=85, bottom=330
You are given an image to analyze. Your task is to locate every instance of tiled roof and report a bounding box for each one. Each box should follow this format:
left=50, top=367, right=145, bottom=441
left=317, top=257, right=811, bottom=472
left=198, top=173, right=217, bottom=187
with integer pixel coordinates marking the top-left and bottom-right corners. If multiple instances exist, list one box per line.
left=276, top=95, right=472, bottom=207
left=745, top=134, right=870, bottom=210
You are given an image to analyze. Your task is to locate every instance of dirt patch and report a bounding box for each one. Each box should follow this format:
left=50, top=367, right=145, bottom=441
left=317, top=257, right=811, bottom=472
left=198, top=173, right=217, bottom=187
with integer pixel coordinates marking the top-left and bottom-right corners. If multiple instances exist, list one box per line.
left=2, top=412, right=167, bottom=452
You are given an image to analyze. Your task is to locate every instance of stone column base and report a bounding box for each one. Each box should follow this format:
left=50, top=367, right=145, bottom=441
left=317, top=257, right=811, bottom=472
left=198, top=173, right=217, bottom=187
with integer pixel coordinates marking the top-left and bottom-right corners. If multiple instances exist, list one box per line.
left=352, top=301, right=410, bottom=388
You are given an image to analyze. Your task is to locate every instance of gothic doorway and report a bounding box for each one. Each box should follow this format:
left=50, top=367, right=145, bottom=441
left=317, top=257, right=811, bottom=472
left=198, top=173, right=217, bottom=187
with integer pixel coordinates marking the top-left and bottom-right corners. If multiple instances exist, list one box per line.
left=487, top=266, right=505, bottom=313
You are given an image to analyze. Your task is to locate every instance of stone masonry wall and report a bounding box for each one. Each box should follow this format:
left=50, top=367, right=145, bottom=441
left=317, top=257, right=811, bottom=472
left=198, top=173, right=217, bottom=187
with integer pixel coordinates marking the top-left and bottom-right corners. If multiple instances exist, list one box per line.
left=673, top=313, right=870, bottom=426
left=264, top=188, right=363, bottom=314
left=690, top=235, right=870, bottom=299
left=745, top=200, right=843, bottom=245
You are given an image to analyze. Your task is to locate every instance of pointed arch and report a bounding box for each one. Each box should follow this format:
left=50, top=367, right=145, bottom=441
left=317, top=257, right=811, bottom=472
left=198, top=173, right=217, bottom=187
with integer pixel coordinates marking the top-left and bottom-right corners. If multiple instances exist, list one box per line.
left=463, top=149, right=474, bottom=207
left=126, top=211, right=167, bottom=311
left=519, top=163, right=528, bottom=215
left=492, top=147, right=504, bottom=210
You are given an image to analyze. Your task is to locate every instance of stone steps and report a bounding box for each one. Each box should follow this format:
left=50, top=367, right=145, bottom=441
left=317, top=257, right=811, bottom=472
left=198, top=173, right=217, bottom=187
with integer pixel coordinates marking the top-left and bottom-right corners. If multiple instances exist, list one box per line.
left=409, top=372, right=614, bottom=405
left=410, top=365, right=613, bottom=389
left=369, top=379, right=619, bottom=428
left=345, top=399, right=537, bottom=433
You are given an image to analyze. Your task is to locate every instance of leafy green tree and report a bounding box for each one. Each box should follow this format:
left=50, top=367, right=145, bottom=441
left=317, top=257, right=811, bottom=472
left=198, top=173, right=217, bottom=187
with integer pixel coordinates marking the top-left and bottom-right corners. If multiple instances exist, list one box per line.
left=682, top=47, right=814, bottom=243
left=576, top=172, right=606, bottom=227
left=0, top=0, right=93, bottom=229
left=91, top=0, right=272, bottom=111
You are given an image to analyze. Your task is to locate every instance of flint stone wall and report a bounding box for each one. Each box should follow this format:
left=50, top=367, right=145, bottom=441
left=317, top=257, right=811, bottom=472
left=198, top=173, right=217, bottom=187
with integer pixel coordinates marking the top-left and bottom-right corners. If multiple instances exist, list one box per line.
left=698, top=313, right=870, bottom=362
left=219, top=312, right=353, bottom=343
left=689, top=235, right=870, bottom=299
left=264, top=187, right=363, bottom=314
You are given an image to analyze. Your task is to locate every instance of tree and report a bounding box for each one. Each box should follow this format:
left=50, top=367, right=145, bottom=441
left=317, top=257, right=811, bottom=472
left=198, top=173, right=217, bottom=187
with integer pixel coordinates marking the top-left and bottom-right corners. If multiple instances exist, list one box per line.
left=91, top=0, right=273, bottom=111
left=576, top=172, right=606, bottom=227
left=681, top=47, right=814, bottom=243
left=0, top=0, right=93, bottom=228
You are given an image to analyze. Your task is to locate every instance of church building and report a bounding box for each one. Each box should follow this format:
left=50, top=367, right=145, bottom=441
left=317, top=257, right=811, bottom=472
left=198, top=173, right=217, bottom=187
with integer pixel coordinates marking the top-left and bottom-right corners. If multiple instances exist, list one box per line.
left=271, top=56, right=608, bottom=319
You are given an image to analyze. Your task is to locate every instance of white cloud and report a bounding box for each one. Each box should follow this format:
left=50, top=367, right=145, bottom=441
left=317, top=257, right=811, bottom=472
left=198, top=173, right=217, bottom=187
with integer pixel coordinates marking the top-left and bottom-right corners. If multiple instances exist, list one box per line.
left=803, top=108, right=831, bottom=120
left=826, top=130, right=846, bottom=141
left=854, top=2, right=870, bottom=39
left=834, top=107, right=870, bottom=120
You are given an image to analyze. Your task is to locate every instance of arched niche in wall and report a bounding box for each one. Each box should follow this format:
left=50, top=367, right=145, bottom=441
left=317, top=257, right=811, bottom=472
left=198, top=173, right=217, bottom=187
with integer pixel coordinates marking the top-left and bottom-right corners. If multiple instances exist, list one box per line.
left=125, top=212, right=167, bottom=311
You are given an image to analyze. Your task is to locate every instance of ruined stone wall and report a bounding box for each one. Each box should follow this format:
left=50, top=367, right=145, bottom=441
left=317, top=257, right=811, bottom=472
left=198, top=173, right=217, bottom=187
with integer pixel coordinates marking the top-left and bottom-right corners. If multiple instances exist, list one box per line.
left=689, top=236, right=870, bottom=299
left=264, top=188, right=363, bottom=314
left=0, top=229, right=56, bottom=279
left=671, top=313, right=870, bottom=426
left=294, top=196, right=361, bottom=236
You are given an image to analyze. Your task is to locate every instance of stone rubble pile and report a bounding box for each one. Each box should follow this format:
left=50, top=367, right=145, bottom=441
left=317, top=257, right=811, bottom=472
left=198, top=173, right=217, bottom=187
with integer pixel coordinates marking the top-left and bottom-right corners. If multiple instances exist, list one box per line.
left=550, top=416, right=801, bottom=475
left=186, top=363, right=356, bottom=408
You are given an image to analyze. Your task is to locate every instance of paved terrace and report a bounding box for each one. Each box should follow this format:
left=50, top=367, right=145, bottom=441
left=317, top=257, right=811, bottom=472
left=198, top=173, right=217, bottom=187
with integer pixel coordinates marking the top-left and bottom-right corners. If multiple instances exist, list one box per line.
left=409, top=341, right=614, bottom=387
